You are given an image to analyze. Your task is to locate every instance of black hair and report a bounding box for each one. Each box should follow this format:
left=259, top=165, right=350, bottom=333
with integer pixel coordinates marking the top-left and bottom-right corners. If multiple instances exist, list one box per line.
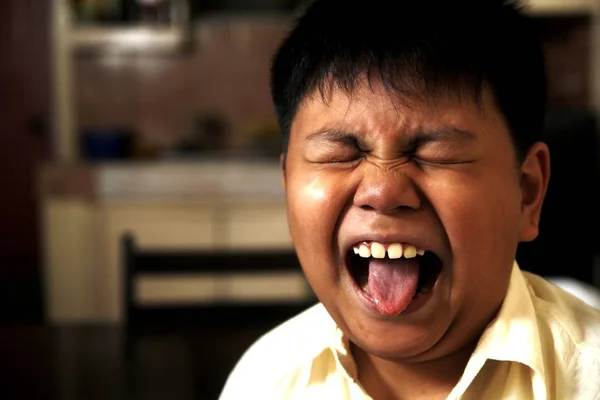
left=270, top=0, right=547, bottom=164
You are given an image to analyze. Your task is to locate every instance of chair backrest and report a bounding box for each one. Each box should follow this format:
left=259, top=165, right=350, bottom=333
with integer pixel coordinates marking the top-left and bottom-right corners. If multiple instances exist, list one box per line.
left=121, top=233, right=313, bottom=327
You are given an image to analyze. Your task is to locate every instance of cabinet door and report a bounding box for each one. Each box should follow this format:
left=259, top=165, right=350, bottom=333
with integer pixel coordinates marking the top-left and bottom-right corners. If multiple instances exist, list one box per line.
left=107, top=203, right=216, bottom=249
left=43, top=200, right=99, bottom=322
left=225, top=201, right=292, bottom=249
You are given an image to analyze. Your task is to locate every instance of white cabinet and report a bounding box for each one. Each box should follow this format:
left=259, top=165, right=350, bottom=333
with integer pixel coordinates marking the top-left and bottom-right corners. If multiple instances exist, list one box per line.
left=105, top=203, right=217, bottom=249
left=43, top=197, right=293, bottom=323
left=226, top=201, right=291, bottom=249
left=43, top=199, right=99, bottom=322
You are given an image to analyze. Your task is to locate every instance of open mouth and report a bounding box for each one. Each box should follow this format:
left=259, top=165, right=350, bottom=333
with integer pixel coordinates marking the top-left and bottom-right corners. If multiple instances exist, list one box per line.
left=346, top=241, right=443, bottom=315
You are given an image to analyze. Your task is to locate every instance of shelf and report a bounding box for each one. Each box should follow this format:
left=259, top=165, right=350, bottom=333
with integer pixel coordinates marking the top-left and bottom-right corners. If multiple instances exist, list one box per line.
left=525, top=0, right=599, bottom=16
left=70, top=26, right=187, bottom=53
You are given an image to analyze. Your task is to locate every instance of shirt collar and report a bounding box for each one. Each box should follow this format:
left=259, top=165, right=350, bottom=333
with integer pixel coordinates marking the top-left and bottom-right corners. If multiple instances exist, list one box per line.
left=475, top=262, right=546, bottom=378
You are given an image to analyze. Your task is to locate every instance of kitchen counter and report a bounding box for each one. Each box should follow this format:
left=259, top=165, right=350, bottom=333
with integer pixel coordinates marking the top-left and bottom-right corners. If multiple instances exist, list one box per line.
left=40, top=160, right=294, bottom=324
left=39, top=159, right=284, bottom=202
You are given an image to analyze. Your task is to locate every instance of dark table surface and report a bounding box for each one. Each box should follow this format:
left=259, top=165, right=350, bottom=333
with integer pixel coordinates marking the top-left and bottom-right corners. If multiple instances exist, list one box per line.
left=0, top=312, right=294, bottom=400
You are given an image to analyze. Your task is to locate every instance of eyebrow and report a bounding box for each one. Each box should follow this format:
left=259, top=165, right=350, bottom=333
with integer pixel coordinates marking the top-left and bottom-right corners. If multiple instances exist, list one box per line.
left=306, top=128, right=359, bottom=146
left=306, top=126, right=477, bottom=146
left=410, top=126, right=478, bottom=147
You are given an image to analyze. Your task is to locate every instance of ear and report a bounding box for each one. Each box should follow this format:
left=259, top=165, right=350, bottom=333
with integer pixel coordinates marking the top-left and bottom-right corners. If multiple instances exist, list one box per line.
left=279, top=153, right=287, bottom=190
left=518, top=142, right=551, bottom=242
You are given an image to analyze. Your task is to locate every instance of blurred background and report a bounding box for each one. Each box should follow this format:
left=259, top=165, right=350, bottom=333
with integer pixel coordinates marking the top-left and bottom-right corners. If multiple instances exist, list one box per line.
left=1, top=0, right=599, bottom=399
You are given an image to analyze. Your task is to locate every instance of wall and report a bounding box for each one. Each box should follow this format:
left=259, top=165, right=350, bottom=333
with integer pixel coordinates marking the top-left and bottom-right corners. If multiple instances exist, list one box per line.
left=74, top=17, right=291, bottom=151
left=0, top=0, right=50, bottom=322
left=540, top=16, right=593, bottom=108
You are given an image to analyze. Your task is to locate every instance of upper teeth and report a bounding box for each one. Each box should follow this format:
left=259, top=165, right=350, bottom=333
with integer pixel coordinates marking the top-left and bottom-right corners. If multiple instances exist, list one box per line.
left=352, top=242, right=426, bottom=259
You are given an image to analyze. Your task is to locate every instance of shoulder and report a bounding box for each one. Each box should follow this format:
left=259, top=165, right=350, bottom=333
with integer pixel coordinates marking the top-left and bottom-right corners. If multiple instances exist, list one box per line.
left=218, top=303, right=335, bottom=399
left=524, top=272, right=600, bottom=347
left=523, top=272, right=600, bottom=395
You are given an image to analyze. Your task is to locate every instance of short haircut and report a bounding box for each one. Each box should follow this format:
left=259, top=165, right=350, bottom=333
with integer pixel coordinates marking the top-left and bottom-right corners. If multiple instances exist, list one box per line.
left=271, top=0, right=547, bottom=163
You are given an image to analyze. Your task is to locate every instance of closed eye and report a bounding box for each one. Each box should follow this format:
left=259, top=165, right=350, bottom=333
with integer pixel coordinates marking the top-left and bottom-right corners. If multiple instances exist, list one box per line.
left=309, top=145, right=364, bottom=164
left=410, top=136, right=478, bottom=167
left=412, top=156, right=477, bottom=167
left=305, top=130, right=368, bottom=164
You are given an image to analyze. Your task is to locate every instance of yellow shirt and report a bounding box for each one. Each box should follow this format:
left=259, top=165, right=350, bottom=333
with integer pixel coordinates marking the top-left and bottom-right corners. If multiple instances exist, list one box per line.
left=219, top=263, right=600, bottom=399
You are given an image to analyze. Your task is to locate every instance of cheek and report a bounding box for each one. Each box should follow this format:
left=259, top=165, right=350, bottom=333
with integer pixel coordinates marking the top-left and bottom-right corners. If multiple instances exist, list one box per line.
left=286, top=172, right=350, bottom=270
left=423, top=169, right=522, bottom=313
left=424, top=169, right=522, bottom=259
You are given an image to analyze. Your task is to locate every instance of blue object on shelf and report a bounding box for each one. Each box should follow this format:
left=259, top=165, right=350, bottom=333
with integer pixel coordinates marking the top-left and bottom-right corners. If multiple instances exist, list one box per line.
left=81, top=128, right=133, bottom=161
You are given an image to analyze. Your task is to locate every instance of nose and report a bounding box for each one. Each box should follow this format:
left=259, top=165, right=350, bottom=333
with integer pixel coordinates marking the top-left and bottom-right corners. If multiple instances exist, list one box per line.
left=353, top=165, right=421, bottom=213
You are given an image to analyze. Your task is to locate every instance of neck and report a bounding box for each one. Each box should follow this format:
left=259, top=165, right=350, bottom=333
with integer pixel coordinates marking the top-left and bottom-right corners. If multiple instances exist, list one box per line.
left=352, top=341, right=477, bottom=400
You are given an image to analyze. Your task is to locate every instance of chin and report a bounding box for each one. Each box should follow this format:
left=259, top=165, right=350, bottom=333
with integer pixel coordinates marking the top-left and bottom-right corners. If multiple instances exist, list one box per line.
left=323, top=276, right=456, bottom=362
left=345, top=311, right=453, bottom=361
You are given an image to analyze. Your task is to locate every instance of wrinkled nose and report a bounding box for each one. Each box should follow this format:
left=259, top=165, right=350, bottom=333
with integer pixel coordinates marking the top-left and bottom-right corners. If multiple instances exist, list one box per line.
left=353, top=164, right=421, bottom=213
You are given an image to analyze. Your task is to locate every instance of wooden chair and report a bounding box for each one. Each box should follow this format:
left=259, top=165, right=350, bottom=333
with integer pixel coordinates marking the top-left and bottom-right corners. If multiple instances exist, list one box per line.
left=121, top=233, right=317, bottom=361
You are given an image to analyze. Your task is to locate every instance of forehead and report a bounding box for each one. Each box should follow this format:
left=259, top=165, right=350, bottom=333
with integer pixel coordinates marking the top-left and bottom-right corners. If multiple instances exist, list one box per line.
left=291, top=80, right=506, bottom=141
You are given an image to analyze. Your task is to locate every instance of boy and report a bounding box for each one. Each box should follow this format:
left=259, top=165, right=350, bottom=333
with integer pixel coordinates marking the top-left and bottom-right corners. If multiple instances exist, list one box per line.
left=220, top=0, right=600, bottom=398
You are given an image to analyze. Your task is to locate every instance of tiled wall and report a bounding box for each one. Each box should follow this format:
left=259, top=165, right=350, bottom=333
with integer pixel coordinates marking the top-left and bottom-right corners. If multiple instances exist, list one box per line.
left=74, top=15, right=593, bottom=151
left=75, top=17, right=291, bottom=150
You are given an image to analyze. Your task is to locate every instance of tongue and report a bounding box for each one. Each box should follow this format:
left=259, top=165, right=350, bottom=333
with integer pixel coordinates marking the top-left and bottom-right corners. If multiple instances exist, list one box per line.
left=367, top=258, right=420, bottom=315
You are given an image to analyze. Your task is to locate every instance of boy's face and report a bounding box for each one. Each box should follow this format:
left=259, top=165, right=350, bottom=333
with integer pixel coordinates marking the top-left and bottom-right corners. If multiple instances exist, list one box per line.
left=282, top=80, right=549, bottom=361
